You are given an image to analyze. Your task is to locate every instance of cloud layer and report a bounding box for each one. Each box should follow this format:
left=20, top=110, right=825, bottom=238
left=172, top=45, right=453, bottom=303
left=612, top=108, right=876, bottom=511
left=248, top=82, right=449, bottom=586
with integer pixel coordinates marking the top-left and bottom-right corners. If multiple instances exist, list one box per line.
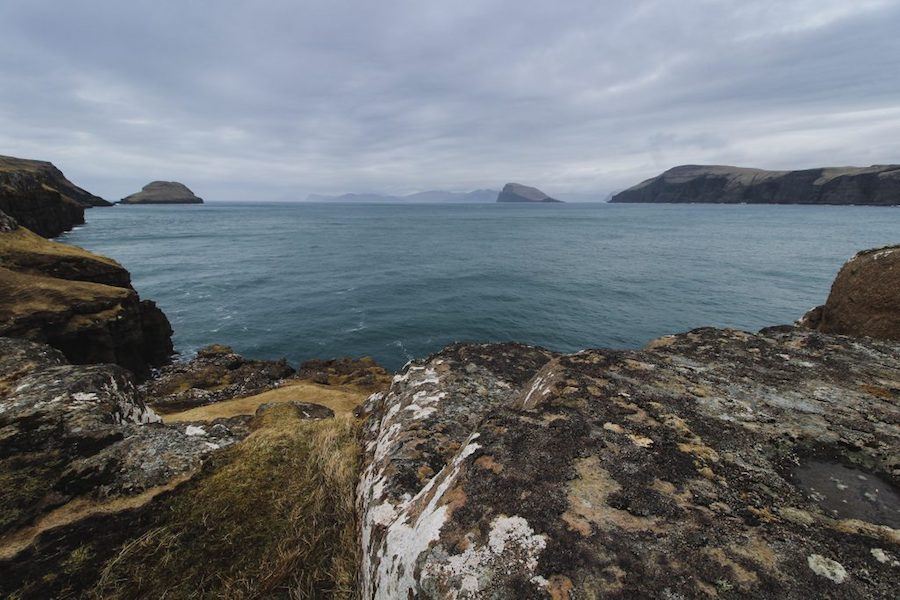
left=1, top=0, right=898, bottom=201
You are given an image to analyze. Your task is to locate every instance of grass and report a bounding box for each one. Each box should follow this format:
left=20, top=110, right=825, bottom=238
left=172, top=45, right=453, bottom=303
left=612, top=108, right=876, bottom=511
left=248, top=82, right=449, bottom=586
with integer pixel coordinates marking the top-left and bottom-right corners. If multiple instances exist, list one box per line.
left=162, top=381, right=370, bottom=421
left=93, top=406, right=361, bottom=599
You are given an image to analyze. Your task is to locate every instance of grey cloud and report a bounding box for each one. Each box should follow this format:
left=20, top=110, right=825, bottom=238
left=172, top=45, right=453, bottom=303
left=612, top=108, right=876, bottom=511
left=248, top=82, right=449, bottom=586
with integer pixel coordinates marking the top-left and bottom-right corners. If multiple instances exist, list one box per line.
left=0, top=0, right=898, bottom=201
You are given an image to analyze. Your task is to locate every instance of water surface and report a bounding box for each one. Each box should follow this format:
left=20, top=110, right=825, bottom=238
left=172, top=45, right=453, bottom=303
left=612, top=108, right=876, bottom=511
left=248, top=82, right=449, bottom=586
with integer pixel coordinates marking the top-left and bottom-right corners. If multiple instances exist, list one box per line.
left=63, top=203, right=899, bottom=370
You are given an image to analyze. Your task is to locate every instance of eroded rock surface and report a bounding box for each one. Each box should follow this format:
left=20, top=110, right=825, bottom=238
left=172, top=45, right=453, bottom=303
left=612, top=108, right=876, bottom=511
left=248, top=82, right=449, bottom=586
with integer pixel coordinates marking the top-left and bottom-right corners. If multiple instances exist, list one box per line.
left=359, top=329, right=900, bottom=598
left=801, top=245, right=900, bottom=340
left=143, top=344, right=295, bottom=413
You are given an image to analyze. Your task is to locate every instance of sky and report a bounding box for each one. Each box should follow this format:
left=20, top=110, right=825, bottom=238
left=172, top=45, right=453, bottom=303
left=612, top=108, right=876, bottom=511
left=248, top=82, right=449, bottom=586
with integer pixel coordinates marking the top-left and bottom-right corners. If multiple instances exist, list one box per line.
left=1, top=0, right=899, bottom=202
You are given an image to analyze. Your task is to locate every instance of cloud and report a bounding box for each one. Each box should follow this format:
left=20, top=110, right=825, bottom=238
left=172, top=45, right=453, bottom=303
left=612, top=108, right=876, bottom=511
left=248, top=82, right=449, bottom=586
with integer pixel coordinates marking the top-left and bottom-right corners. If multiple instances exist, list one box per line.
left=0, top=0, right=898, bottom=201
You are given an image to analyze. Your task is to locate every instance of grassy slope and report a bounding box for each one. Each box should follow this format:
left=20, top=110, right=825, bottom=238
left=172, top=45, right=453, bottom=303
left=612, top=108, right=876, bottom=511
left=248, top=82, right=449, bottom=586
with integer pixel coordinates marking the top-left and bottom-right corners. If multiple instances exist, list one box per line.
left=93, top=405, right=361, bottom=600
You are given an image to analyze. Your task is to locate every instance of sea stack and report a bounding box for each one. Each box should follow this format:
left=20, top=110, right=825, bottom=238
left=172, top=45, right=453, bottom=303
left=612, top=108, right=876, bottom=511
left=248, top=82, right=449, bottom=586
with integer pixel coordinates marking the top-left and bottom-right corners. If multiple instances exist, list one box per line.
left=610, top=164, right=900, bottom=205
left=120, top=181, right=204, bottom=204
left=497, top=182, right=563, bottom=203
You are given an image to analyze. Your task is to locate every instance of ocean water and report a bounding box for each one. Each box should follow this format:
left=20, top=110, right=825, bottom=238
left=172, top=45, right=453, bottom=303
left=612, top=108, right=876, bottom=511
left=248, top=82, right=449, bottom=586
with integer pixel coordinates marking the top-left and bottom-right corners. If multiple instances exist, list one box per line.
left=63, top=203, right=898, bottom=371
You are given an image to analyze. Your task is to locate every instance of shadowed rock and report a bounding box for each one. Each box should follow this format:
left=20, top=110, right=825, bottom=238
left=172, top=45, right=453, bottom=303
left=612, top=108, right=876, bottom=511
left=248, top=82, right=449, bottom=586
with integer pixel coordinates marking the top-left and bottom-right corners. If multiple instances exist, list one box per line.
left=0, top=154, right=111, bottom=238
left=611, top=164, right=900, bottom=205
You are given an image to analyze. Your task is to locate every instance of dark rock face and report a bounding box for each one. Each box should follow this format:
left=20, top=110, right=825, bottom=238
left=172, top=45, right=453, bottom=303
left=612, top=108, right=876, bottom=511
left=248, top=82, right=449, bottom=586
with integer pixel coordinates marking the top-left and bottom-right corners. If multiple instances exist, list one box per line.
left=801, top=245, right=900, bottom=340
left=143, top=344, right=295, bottom=413
left=0, top=214, right=174, bottom=379
left=358, top=329, right=899, bottom=598
left=497, top=183, right=563, bottom=203
left=611, top=164, right=900, bottom=205
left=120, top=181, right=204, bottom=204
left=0, top=154, right=111, bottom=238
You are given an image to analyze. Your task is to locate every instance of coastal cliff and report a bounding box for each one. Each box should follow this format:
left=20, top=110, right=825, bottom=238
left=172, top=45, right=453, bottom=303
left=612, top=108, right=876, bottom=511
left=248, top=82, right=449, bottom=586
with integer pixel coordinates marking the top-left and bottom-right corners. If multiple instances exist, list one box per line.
left=0, top=204, right=897, bottom=598
left=120, top=181, right=204, bottom=204
left=497, top=183, right=563, bottom=203
left=0, top=210, right=173, bottom=378
left=611, top=164, right=900, bottom=205
left=0, top=155, right=111, bottom=237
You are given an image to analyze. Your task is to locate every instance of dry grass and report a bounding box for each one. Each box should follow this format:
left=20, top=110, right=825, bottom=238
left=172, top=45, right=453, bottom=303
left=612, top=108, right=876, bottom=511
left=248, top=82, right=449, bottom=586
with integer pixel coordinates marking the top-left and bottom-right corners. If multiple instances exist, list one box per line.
left=93, top=406, right=361, bottom=599
left=0, top=226, right=119, bottom=267
left=162, top=381, right=369, bottom=422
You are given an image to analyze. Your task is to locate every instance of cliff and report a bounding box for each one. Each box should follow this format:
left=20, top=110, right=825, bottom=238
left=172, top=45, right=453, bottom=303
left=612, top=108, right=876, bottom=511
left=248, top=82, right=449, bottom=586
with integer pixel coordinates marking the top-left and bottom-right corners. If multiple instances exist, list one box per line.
left=120, top=181, right=204, bottom=204
left=610, top=164, right=900, bottom=205
left=497, top=183, right=563, bottom=203
left=0, top=155, right=111, bottom=237
left=0, top=210, right=173, bottom=378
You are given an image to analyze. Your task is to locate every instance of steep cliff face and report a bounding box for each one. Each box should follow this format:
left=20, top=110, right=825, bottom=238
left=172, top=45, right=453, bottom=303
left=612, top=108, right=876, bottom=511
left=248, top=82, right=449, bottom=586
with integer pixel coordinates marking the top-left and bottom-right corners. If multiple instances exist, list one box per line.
left=801, top=245, right=900, bottom=340
left=611, top=164, right=900, bottom=205
left=358, top=328, right=899, bottom=598
left=0, top=155, right=111, bottom=237
left=120, top=181, right=204, bottom=204
left=0, top=211, right=173, bottom=379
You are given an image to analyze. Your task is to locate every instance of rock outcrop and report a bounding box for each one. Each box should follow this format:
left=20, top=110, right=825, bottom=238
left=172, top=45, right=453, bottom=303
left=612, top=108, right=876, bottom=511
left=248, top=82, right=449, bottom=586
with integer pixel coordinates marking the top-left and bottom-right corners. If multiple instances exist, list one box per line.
left=0, top=211, right=173, bottom=379
left=143, top=344, right=295, bottom=413
left=0, top=155, right=111, bottom=237
left=497, top=183, right=563, bottom=203
left=611, top=164, right=900, bottom=205
left=801, top=245, right=900, bottom=340
left=298, top=356, right=393, bottom=391
left=120, top=181, right=204, bottom=204
left=358, top=328, right=899, bottom=598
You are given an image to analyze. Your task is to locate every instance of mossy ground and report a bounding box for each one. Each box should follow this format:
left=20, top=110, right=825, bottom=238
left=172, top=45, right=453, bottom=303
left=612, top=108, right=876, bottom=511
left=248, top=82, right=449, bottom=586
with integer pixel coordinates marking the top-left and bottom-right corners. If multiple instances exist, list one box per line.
left=93, top=406, right=361, bottom=599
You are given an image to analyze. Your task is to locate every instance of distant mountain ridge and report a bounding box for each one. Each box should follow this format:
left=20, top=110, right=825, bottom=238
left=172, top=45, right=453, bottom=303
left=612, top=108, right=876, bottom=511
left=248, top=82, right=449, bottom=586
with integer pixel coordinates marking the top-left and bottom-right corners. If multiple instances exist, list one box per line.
left=306, top=189, right=498, bottom=203
left=611, top=164, right=900, bottom=205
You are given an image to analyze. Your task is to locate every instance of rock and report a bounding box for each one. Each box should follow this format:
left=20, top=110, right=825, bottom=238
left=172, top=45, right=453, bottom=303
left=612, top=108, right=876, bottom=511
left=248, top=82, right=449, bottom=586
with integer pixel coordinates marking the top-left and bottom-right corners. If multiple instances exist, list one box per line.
left=0, top=215, right=174, bottom=379
left=0, top=338, right=244, bottom=538
left=143, top=345, right=295, bottom=413
left=358, top=329, right=899, bottom=598
left=610, top=164, right=900, bottom=205
left=0, top=154, right=111, bottom=237
left=254, top=400, right=335, bottom=420
left=496, top=183, right=563, bottom=203
left=297, top=356, right=392, bottom=391
left=800, top=245, right=900, bottom=340
left=119, top=181, right=204, bottom=204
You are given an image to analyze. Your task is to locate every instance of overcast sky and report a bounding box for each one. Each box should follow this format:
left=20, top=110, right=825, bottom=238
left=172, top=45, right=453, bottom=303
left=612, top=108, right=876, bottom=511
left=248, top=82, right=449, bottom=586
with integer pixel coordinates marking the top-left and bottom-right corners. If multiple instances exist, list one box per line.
left=1, top=1, right=899, bottom=201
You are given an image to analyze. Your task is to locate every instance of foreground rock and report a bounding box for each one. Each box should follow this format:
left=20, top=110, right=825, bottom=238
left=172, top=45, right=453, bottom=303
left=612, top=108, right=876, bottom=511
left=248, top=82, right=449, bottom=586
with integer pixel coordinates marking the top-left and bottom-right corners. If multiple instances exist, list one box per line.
left=120, top=181, right=204, bottom=204
left=0, top=337, right=360, bottom=599
left=143, top=344, right=295, bottom=413
left=611, top=164, right=900, bottom=205
left=359, top=328, right=899, bottom=598
left=0, top=154, right=111, bottom=237
left=801, top=245, right=900, bottom=340
left=0, top=210, right=173, bottom=378
left=497, top=183, right=563, bottom=203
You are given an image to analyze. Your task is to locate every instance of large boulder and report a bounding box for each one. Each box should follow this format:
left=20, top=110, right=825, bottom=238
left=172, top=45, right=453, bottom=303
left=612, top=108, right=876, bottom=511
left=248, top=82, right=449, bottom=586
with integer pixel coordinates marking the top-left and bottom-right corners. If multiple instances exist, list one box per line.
left=0, top=154, right=110, bottom=237
left=801, top=245, right=900, bottom=340
left=0, top=211, right=174, bottom=379
left=358, top=330, right=899, bottom=598
left=610, top=164, right=900, bottom=205
left=119, top=181, right=204, bottom=204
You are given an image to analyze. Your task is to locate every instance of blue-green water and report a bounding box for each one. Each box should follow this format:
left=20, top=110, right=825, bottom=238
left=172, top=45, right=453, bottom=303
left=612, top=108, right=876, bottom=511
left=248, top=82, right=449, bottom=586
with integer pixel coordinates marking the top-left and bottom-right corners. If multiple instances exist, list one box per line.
left=63, top=203, right=898, bottom=371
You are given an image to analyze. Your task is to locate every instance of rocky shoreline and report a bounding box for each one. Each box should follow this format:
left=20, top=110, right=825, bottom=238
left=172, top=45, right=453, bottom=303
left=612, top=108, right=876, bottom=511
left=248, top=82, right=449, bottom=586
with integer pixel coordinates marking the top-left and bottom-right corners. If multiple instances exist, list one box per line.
left=0, top=171, right=898, bottom=598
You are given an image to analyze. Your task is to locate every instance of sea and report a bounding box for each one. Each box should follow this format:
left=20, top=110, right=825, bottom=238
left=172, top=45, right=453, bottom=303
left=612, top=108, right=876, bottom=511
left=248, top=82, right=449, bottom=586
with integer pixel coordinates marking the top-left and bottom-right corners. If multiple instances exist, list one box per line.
left=62, top=202, right=899, bottom=371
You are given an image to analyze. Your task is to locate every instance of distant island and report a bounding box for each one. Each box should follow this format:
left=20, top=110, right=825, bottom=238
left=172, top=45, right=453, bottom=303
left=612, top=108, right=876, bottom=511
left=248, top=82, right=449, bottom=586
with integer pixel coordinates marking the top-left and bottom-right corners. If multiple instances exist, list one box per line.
left=307, top=189, right=497, bottom=203
left=610, top=164, right=900, bottom=205
left=496, top=182, right=563, bottom=203
left=120, top=181, right=204, bottom=204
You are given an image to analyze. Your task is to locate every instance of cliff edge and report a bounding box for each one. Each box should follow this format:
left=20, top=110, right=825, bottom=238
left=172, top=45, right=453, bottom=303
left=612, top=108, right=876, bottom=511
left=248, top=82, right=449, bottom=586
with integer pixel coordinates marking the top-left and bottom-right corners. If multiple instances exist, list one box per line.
left=611, top=164, right=900, bottom=205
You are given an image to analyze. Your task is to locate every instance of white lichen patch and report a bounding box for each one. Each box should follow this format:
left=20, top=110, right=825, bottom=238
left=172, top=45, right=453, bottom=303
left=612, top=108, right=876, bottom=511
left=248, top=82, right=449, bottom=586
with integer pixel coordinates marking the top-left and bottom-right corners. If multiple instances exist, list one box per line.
left=807, top=554, right=848, bottom=583
left=421, top=515, right=548, bottom=597
left=185, top=425, right=207, bottom=436
left=72, top=392, right=98, bottom=401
